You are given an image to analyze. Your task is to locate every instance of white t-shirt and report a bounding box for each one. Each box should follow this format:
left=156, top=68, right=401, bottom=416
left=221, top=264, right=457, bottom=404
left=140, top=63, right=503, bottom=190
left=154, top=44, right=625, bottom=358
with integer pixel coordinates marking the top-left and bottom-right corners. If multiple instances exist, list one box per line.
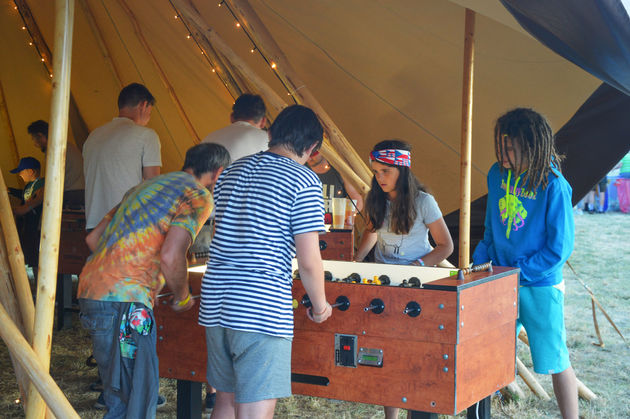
left=202, top=121, right=268, bottom=161
left=83, top=117, right=161, bottom=229
left=374, top=191, right=443, bottom=265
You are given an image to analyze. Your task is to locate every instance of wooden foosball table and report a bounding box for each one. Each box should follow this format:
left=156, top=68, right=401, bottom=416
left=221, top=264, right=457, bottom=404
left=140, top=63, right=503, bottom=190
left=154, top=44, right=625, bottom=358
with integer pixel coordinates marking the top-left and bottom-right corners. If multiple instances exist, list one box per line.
left=155, top=253, right=519, bottom=418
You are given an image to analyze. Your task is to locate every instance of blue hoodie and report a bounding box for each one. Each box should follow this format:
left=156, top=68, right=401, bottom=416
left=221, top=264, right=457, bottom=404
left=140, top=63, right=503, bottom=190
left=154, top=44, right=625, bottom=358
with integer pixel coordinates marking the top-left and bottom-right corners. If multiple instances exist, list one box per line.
left=473, top=162, right=574, bottom=287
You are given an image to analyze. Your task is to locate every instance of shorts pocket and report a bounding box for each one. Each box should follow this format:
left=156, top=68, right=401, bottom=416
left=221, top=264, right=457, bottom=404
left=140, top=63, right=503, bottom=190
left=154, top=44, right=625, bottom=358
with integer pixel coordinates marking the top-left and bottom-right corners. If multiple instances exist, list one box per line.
left=80, top=312, right=115, bottom=336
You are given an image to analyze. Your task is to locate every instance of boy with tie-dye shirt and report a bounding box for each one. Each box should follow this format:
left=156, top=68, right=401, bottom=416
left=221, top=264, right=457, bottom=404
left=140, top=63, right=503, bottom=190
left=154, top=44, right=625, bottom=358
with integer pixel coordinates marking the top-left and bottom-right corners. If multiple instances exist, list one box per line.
left=78, top=143, right=229, bottom=417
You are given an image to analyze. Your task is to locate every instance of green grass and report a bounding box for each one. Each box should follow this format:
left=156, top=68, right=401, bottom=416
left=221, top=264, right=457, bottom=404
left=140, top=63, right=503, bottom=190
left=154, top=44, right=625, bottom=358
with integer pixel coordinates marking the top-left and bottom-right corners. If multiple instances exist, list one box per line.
left=0, top=212, right=628, bottom=418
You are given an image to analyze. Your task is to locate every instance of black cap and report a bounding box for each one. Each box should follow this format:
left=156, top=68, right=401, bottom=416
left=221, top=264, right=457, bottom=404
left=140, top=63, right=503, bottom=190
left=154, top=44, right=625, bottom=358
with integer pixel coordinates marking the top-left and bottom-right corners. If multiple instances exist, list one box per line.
left=10, top=157, right=41, bottom=173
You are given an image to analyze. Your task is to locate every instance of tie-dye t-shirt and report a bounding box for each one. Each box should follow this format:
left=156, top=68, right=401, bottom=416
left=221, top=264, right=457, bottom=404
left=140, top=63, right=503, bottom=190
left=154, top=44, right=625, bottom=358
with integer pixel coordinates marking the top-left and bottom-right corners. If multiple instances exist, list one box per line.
left=78, top=171, right=213, bottom=308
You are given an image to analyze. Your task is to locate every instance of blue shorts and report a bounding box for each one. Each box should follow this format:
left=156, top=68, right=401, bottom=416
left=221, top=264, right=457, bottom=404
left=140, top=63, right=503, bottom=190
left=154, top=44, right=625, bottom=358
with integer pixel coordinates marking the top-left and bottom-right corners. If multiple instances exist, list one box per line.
left=517, top=284, right=571, bottom=375
left=205, top=326, right=292, bottom=403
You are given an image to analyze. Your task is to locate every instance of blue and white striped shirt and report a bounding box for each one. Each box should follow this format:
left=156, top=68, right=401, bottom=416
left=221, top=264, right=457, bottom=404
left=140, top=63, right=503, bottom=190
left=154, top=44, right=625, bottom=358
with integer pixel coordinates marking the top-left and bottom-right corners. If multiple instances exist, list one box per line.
left=198, top=151, right=325, bottom=337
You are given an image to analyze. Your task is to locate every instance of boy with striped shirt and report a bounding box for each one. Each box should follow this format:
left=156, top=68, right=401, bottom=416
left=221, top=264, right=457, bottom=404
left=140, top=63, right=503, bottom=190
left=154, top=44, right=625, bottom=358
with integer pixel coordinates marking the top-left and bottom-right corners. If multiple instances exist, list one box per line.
left=199, top=105, right=332, bottom=418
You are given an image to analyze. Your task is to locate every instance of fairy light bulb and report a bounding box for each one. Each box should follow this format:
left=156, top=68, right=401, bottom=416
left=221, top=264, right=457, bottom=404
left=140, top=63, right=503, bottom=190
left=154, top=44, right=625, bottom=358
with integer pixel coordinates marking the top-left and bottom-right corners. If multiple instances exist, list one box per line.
left=21, top=26, right=26, bottom=30
left=186, top=34, right=191, bottom=39
left=29, top=41, right=33, bottom=46
left=235, top=22, right=241, bottom=28
left=271, top=62, right=277, bottom=69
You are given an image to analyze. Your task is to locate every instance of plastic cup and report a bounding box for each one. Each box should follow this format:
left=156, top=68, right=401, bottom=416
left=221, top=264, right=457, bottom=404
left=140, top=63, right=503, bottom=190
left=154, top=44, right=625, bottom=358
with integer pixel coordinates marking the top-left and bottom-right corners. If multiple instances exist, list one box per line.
left=345, top=199, right=357, bottom=228
left=332, top=197, right=347, bottom=229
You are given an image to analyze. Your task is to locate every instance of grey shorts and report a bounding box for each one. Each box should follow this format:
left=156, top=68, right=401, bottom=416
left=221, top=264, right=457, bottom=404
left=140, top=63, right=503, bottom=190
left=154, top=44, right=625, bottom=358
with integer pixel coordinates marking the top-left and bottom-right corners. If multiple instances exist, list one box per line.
left=205, top=326, right=292, bottom=403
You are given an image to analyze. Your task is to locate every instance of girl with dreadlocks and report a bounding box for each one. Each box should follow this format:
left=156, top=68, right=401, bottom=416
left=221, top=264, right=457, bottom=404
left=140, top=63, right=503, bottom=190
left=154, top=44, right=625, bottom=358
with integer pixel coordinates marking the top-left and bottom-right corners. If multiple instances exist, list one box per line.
left=355, top=139, right=453, bottom=418
left=473, top=108, right=578, bottom=418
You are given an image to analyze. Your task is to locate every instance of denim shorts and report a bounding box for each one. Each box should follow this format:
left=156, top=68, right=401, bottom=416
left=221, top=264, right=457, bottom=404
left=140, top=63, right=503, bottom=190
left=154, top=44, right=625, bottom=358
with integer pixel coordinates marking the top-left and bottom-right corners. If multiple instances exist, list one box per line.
left=205, top=326, right=292, bottom=403
left=517, top=284, right=571, bottom=375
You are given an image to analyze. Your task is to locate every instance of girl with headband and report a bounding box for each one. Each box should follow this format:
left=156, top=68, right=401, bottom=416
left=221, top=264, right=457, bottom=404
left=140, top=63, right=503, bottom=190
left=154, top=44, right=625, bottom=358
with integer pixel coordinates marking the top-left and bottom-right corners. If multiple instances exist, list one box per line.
left=355, top=139, right=453, bottom=417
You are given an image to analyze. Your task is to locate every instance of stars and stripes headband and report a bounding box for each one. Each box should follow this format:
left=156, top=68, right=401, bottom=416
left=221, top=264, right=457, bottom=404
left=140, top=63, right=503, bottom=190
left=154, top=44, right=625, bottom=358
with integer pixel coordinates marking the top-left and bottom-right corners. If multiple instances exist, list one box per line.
left=369, top=149, right=411, bottom=167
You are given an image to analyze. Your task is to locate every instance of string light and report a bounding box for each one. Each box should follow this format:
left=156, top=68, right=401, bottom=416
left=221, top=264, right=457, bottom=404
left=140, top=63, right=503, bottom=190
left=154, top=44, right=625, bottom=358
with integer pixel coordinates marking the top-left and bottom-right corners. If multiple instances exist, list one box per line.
left=235, top=22, right=240, bottom=28
left=29, top=41, right=33, bottom=46
left=174, top=15, right=178, bottom=19
left=21, top=26, right=26, bottom=30
left=212, top=68, right=216, bottom=72
left=49, top=73, right=53, bottom=78
left=218, top=1, right=224, bottom=7
left=250, top=47, right=256, bottom=53
left=41, top=57, right=45, bottom=62
left=270, top=62, right=277, bottom=69
left=186, top=34, right=191, bottom=39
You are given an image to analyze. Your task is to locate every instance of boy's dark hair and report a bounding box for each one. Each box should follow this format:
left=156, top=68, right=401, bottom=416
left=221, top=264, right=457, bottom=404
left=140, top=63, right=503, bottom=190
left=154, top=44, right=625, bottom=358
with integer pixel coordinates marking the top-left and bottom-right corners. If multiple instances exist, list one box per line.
left=494, top=108, right=563, bottom=192
left=365, top=139, right=426, bottom=234
left=232, top=94, right=266, bottom=122
left=118, top=83, right=156, bottom=109
left=268, top=105, right=323, bottom=157
left=182, top=143, right=231, bottom=177
left=27, top=120, right=49, bottom=138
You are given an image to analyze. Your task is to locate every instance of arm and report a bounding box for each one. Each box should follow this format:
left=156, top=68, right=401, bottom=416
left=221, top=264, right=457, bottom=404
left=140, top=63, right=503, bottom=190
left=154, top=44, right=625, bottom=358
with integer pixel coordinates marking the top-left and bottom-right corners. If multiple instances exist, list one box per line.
left=12, top=188, right=44, bottom=216
left=85, top=205, right=118, bottom=252
left=413, top=217, right=453, bottom=267
left=160, top=225, right=195, bottom=312
left=354, top=227, right=377, bottom=262
left=295, top=231, right=332, bottom=323
left=340, top=175, right=364, bottom=212
left=142, top=166, right=160, bottom=180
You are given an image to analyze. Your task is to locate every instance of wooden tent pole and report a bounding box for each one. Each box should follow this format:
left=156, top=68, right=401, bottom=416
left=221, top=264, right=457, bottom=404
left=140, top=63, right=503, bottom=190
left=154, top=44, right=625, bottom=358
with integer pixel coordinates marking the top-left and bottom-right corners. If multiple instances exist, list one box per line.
left=25, top=1, right=75, bottom=417
left=458, top=9, right=475, bottom=268
left=14, top=0, right=90, bottom=151
left=516, top=357, right=551, bottom=400
left=172, top=0, right=368, bottom=195
left=0, top=304, right=80, bottom=419
left=117, top=0, right=201, bottom=143
left=0, top=170, right=34, bottom=343
left=0, top=80, right=20, bottom=168
left=228, top=0, right=373, bottom=186
left=0, top=225, right=30, bottom=408
left=77, top=0, right=123, bottom=88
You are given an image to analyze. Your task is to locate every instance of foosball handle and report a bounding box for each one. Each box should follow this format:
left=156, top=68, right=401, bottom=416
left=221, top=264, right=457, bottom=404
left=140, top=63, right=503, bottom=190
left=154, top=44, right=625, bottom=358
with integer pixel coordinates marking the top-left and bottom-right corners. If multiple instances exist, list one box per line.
left=457, top=261, right=493, bottom=280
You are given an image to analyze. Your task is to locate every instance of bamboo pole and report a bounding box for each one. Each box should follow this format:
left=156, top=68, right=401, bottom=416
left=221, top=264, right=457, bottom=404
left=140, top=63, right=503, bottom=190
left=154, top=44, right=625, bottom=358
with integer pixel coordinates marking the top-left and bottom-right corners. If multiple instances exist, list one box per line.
left=26, top=1, right=75, bottom=417
left=77, top=0, right=123, bottom=88
left=14, top=0, right=90, bottom=152
left=0, top=170, right=34, bottom=343
left=0, top=304, right=80, bottom=419
left=458, top=9, right=475, bottom=268
left=227, top=0, right=373, bottom=187
left=172, top=0, right=368, bottom=196
left=516, top=357, right=551, bottom=400
left=0, top=80, right=20, bottom=169
left=0, top=225, right=30, bottom=409
left=173, top=0, right=286, bottom=115
left=117, top=0, right=201, bottom=143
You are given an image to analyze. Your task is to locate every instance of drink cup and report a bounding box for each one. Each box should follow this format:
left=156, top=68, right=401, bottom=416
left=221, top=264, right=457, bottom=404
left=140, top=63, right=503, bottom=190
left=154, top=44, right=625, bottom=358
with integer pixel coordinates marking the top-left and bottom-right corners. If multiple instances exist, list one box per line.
left=345, top=199, right=357, bottom=228
left=332, top=197, right=347, bottom=229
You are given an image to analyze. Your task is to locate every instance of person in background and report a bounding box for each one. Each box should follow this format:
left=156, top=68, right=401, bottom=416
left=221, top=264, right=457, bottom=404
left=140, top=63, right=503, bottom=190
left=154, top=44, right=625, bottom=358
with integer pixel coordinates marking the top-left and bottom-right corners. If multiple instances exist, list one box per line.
left=202, top=93, right=269, bottom=161
left=27, top=119, right=85, bottom=207
left=10, top=157, right=45, bottom=276
left=83, top=82, right=161, bottom=230
left=584, top=177, right=607, bottom=213
left=199, top=105, right=332, bottom=419
left=306, top=150, right=364, bottom=224
left=78, top=143, right=229, bottom=418
left=473, top=108, right=578, bottom=419
left=354, top=139, right=453, bottom=419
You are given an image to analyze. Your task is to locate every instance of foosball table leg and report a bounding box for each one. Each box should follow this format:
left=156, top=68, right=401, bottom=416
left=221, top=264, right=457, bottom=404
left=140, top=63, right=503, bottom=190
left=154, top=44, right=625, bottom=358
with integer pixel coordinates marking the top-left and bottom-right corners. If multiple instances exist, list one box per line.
left=176, top=380, right=202, bottom=419
left=466, top=395, right=491, bottom=419
left=409, top=411, right=438, bottom=419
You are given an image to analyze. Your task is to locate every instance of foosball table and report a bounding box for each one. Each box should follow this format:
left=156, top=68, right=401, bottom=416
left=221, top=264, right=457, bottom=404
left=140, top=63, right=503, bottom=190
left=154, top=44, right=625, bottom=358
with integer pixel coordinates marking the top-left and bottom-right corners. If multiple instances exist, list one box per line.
left=155, top=257, right=519, bottom=418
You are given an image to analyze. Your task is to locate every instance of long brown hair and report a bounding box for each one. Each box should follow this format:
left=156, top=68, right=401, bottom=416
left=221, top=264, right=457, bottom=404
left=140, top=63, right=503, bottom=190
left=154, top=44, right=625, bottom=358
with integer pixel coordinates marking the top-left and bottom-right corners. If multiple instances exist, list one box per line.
left=365, top=140, right=426, bottom=234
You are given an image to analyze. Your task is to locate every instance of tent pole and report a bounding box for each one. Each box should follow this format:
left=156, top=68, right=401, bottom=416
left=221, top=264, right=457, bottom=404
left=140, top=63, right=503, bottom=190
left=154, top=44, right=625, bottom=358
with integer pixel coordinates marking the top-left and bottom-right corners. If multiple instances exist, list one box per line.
left=0, top=304, right=80, bottom=419
left=117, top=0, right=201, bottom=143
left=228, top=0, right=373, bottom=187
left=25, top=0, right=75, bottom=417
left=14, top=0, right=90, bottom=151
left=0, top=80, right=20, bottom=168
left=0, top=225, right=31, bottom=408
left=0, top=170, right=34, bottom=344
left=77, top=0, right=123, bottom=88
left=458, top=9, right=475, bottom=268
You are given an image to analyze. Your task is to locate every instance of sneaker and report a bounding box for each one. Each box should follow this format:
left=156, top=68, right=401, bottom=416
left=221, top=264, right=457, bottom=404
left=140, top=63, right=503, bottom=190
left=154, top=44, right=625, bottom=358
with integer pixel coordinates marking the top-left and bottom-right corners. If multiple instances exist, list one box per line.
left=157, top=395, right=167, bottom=409
left=93, top=393, right=106, bottom=410
left=205, top=392, right=216, bottom=412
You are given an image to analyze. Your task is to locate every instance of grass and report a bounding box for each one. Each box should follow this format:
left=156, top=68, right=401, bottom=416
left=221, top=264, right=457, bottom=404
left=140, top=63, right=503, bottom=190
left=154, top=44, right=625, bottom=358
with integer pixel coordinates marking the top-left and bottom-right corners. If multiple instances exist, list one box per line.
left=1, top=212, right=629, bottom=418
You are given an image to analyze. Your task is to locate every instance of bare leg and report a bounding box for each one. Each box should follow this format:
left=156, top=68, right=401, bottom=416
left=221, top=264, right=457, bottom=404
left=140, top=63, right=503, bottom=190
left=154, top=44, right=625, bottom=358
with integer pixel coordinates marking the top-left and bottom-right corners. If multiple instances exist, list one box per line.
left=236, top=398, right=277, bottom=419
left=384, top=406, right=400, bottom=419
left=210, top=391, right=236, bottom=419
left=552, top=366, right=578, bottom=419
